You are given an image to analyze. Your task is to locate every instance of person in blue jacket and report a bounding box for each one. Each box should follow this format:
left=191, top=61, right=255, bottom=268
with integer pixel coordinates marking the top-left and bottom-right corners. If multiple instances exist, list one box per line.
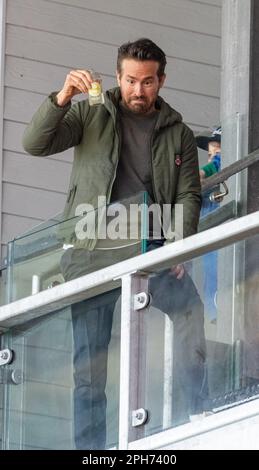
left=196, top=127, right=221, bottom=322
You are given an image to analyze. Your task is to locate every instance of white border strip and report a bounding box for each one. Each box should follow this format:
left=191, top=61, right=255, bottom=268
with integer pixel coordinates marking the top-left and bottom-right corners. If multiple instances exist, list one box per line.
left=0, top=0, right=6, bottom=262
left=0, top=210, right=259, bottom=328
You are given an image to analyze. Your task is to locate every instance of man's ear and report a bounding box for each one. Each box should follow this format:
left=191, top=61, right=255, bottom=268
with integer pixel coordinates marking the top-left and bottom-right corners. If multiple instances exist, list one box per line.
left=116, top=71, right=121, bottom=87
left=159, top=73, right=166, bottom=89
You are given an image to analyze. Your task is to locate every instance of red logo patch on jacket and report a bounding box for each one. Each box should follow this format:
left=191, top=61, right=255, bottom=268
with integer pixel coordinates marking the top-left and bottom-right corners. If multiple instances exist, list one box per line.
left=175, top=155, right=182, bottom=166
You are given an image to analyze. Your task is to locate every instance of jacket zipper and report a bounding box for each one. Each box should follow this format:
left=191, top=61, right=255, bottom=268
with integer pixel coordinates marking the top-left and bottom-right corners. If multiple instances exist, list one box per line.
left=150, top=128, right=158, bottom=205
left=106, top=120, right=122, bottom=203
left=67, top=184, right=77, bottom=203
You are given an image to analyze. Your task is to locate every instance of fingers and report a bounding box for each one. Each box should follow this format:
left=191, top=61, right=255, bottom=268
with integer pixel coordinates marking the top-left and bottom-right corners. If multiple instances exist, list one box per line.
left=170, top=264, right=185, bottom=280
left=57, top=69, right=96, bottom=105
left=67, top=70, right=93, bottom=94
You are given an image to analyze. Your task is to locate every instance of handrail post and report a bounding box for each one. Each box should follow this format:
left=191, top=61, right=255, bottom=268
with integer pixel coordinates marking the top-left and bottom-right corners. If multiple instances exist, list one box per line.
left=119, top=273, right=149, bottom=449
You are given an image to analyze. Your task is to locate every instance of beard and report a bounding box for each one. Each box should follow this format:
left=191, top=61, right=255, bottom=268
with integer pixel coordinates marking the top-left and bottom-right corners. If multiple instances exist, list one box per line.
left=124, top=96, right=156, bottom=115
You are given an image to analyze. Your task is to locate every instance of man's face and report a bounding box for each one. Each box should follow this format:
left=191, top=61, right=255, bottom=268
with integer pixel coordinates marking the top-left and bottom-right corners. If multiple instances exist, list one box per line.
left=208, top=141, right=221, bottom=162
left=116, top=59, right=166, bottom=115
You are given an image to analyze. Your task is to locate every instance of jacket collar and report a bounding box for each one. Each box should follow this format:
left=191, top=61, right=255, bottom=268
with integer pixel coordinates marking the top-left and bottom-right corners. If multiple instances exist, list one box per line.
left=105, top=87, right=182, bottom=129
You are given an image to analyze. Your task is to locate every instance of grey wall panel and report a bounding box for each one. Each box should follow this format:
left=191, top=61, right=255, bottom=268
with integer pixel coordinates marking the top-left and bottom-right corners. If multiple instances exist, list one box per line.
left=161, top=88, right=219, bottom=128
left=3, top=121, right=28, bottom=154
left=3, top=121, right=73, bottom=163
left=7, top=0, right=221, bottom=66
left=6, top=54, right=219, bottom=101
left=3, top=151, right=71, bottom=193
left=2, top=213, right=42, bottom=244
left=2, top=182, right=66, bottom=219
left=191, top=0, right=221, bottom=6
left=44, top=0, right=221, bottom=36
left=4, top=83, right=219, bottom=128
left=4, top=87, right=47, bottom=123
left=5, top=57, right=78, bottom=96
left=4, top=56, right=209, bottom=133
left=3, top=119, right=76, bottom=256
left=6, top=26, right=220, bottom=99
left=3, top=24, right=171, bottom=72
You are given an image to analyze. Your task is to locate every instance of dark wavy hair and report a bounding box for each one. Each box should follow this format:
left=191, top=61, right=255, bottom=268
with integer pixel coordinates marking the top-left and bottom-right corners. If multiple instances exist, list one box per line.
left=117, top=38, right=167, bottom=78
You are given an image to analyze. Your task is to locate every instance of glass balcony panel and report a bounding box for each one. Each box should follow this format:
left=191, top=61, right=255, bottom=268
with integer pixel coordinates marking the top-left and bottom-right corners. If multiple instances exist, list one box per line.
left=198, top=113, right=249, bottom=233
left=5, top=192, right=149, bottom=304
left=130, top=233, right=259, bottom=441
left=0, top=287, right=121, bottom=450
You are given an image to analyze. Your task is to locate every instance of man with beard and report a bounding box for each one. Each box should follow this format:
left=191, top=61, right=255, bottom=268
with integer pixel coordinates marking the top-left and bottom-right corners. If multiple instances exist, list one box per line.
left=23, top=38, right=207, bottom=449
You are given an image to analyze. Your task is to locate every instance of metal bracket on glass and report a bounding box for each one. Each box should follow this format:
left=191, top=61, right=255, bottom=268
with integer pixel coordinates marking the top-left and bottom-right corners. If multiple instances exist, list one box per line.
left=0, top=368, right=23, bottom=385
left=10, top=369, right=23, bottom=385
left=133, top=292, right=151, bottom=311
left=132, top=408, right=149, bottom=427
left=209, top=181, right=229, bottom=203
left=0, top=348, right=13, bottom=366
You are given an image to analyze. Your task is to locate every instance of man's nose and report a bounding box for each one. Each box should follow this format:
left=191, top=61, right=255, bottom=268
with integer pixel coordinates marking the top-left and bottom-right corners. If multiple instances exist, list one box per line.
left=134, top=83, right=144, bottom=96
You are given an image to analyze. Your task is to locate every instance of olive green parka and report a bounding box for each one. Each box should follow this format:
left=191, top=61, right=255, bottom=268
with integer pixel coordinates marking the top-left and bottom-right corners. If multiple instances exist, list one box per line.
left=23, top=87, right=201, bottom=242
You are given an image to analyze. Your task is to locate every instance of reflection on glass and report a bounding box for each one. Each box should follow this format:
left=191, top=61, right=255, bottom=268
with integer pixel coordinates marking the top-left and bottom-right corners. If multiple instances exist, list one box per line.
left=145, top=252, right=208, bottom=432
left=1, top=288, right=121, bottom=450
left=200, top=191, right=220, bottom=323
left=6, top=192, right=151, bottom=304
left=132, top=234, right=259, bottom=440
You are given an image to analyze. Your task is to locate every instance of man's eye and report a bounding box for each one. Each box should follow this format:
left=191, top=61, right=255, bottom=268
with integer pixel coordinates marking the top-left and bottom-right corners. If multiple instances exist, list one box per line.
left=127, top=79, right=134, bottom=84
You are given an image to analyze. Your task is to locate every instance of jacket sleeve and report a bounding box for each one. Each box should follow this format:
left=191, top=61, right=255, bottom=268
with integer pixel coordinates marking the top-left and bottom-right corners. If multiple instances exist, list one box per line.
left=22, top=93, right=87, bottom=157
left=201, top=161, right=218, bottom=178
left=201, top=153, right=221, bottom=177
left=170, top=125, right=201, bottom=240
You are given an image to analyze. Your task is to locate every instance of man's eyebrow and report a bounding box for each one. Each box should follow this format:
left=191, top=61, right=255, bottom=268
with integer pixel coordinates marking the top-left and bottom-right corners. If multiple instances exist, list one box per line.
left=126, top=75, right=154, bottom=80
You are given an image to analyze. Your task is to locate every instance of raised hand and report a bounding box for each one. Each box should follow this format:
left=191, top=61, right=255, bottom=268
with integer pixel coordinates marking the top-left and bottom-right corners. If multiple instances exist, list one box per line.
left=56, top=70, right=93, bottom=106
